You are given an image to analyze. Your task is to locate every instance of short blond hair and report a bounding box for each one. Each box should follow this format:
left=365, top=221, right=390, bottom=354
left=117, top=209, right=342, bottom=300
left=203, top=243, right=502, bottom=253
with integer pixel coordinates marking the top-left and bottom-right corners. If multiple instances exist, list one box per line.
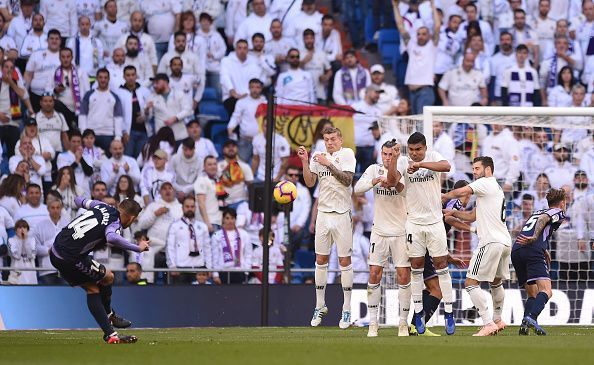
left=322, top=126, right=342, bottom=138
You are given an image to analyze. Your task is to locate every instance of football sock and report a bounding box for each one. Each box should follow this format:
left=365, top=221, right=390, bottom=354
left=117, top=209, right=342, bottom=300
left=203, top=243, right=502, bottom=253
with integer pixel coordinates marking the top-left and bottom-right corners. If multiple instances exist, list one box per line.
left=466, top=285, right=492, bottom=325
left=529, top=292, right=549, bottom=320
left=314, top=263, right=328, bottom=308
left=340, top=264, right=353, bottom=312
left=398, top=282, right=411, bottom=322
left=490, top=282, right=505, bottom=322
left=411, top=268, right=425, bottom=313
left=87, top=293, right=114, bottom=337
left=367, top=282, right=381, bottom=323
left=423, top=290, right=442, bottom=323
left=99, top=284, right=113, bottom=315
left=436, top=268, right=454, bottom=313
left=524, top=297, right=536, bottom=318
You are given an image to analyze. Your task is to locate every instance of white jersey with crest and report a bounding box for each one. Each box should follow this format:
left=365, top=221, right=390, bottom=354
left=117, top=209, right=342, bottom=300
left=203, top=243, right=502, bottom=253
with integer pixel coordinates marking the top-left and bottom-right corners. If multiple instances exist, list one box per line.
left=397, top=151, right=446, bottom=225
left=310, top=148, right=356, bottom=214
left=468, top=176, right=512, bottom=248
left=354, top=163, right=406, bottom=236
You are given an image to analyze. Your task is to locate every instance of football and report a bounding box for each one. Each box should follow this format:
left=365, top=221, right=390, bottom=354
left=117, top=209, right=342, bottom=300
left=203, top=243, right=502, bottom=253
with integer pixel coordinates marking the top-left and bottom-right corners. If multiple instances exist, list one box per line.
left=273, top=180, right=297, bottom=204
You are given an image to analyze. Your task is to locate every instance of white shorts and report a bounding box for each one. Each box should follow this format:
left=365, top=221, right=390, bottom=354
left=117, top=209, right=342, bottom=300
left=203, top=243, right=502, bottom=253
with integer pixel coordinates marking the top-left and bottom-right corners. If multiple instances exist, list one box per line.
left=467, top=242, right=511, bottom=282
left=405, top=221, right=448, bottom=258
left=315, top=210, right=353, bottom=257
left=368, top=232, right=410, bottom=268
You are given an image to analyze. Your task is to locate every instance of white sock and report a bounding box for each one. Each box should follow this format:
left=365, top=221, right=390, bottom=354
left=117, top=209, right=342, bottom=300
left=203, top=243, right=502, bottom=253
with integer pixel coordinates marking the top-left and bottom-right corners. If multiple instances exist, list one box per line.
left=315, top=263, right=328, bottom=308
left=411, top=268, right=424, bottom=313
left=340, top=264, right=353, bottom=312
left=367, top=282, right=381, bottom=324
left=398, top=282, right=411, bottom=322
left=436, top=267, right=454, bottom=313
left=466, top=285, right=492, bottom=325
left=490, top=282, right=505, bottom=322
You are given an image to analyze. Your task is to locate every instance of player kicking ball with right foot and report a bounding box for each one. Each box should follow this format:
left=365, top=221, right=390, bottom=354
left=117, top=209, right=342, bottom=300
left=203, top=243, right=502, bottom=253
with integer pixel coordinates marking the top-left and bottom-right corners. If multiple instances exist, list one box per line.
left=298, top=127, right=356, bottom=329
left=49, top=197, right=149, bottom=344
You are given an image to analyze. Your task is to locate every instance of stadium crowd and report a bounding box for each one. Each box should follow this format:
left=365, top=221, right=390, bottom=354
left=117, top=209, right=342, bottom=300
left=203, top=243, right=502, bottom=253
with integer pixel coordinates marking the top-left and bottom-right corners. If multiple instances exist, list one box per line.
left=0, top=0, right=592, bottom=286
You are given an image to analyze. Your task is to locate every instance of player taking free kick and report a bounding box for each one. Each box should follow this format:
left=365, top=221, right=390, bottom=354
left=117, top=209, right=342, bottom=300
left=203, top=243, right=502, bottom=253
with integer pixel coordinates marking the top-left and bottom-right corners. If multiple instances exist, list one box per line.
left=298, top=126, right=356, bottom=329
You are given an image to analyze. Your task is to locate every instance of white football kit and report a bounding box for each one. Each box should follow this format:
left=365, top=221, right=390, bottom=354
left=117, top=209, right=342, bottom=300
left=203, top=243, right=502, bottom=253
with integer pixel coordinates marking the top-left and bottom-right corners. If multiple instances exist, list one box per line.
left=467, top=177, right=512, bottom=282
left=310, top=148, right=356, bottom=257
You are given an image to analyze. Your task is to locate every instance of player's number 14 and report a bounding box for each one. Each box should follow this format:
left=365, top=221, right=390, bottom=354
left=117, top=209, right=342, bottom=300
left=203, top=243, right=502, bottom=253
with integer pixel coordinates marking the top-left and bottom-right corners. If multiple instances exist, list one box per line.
left=68, top=210, right=100, bottom=240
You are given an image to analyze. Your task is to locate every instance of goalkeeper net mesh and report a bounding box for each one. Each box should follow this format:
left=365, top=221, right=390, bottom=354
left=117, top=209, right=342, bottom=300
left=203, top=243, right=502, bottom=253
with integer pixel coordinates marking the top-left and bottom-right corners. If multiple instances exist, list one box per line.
left=376, top=106, right=594, bottom=327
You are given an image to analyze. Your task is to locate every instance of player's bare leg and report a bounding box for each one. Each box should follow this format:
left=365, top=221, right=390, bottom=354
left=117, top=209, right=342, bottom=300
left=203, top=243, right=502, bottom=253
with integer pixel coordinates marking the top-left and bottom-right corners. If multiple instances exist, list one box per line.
left=338, top=256, right=353, bottom=329
left=466, top=277, right=498, bottom=336
left=367, top=265, right=382, bottom=337
left=522, top=279, right=552, bottom=336
left=396, top=267, right=411, bottom=336
left=490, top=278, right=506, bottom=332
left=409, top=256, right=427, bottom=334
left=82, top=270, right=137, bottom=344
left=311, top=254, right=330, bottom=327
left=433, top=255, right=455, bottom=335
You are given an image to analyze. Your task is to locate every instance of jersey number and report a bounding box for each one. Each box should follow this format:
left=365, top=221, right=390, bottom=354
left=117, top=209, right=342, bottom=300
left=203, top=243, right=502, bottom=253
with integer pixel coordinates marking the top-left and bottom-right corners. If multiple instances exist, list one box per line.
left=68, top=210, right=99, bottom=240
left=407, top=234, right=412, bottom=245
left=500, top=200, right=506, bottom=223
left=522, top=216, right=539, bottom=232
left=370, top=243, right=375, bottom=253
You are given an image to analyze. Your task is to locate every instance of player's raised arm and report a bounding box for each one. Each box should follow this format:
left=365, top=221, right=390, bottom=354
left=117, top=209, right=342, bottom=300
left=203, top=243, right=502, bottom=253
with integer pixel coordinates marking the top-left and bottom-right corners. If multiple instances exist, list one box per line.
left=516, top=214, right=551, bottom=245
left=105, top=222, right=150, bottom=253
left=74, top=196, right=103, bottom=210
left=354, top=166, right=377, bottom=194
left=409, top=159, right=451, bottom=174
left=298, top=146, right=317, bottom=187
left=386, top=144, right=402, bottom=187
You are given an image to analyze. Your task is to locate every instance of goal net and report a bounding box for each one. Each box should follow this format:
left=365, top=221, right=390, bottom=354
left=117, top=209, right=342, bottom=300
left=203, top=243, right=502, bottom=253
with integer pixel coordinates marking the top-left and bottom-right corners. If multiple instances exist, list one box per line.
left=376, top=106, right=594, bottom=327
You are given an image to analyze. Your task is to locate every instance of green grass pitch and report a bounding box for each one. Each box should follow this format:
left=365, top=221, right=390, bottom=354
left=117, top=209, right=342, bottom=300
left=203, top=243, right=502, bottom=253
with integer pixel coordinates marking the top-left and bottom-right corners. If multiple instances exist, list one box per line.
left=1, top=327, right=593, bottom=365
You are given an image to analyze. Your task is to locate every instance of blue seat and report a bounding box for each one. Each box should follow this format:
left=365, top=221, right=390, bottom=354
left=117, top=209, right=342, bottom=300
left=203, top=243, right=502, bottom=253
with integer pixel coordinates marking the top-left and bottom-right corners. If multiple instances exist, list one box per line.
left=202, top=87, right=218, bottom=102
left=364, top=13, right=377, bottom=46
left=378, top=29, right=400, bottom=66
left=208, top=121, right=229, bottom=156
left=199, top=101, right=229, bottom=122
left=377, top=29, right=399, bottom=49
left=295, top=249, right=315, bottom=269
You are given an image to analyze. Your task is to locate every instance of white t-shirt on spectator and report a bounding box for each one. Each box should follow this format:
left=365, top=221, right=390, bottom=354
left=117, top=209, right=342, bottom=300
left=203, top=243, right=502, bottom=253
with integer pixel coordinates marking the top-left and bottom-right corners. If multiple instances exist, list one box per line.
left=252, top=132, right=290, bottom=181
left=438, top=66, right=486, bottom=106
left=25, top=49, right=60, bottom=95
left=404, top=41, right=436, bottom=86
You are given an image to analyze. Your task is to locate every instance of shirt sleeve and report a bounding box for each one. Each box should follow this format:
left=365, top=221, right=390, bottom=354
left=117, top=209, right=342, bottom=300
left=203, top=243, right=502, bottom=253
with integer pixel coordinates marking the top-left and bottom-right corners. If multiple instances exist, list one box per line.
left=105, top=221, right=141, bottom=252
left=341, top=148, right=356, bottom=173
left=309, top=152, right=319, bottom=174
left=468, top=178, right=489, bottom=197
left=353, top=165, right=375, bottom=194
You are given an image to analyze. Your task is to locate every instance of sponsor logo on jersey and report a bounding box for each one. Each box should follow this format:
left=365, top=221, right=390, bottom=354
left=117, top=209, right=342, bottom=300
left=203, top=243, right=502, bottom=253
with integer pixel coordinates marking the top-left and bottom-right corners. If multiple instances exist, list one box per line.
left=408, top=170, right=435, bottom=183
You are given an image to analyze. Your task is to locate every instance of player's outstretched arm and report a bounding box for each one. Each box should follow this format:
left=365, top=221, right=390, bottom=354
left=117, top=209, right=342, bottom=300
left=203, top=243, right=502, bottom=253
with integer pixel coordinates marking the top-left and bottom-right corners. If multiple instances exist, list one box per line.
left=516, top=214, right=551, bottom=245
left=105, top=222, right=150, bottom=253
left=353, top=168, right=375, bottom=194
left=74, top=196, right=102, bottom=210
left=442, top=186, right=473, bottom=203
left=416, top=159, right=451, bottom=173
left=445, top=207, right=477, bottom=222
left=444, top=215, right=476, bottom=233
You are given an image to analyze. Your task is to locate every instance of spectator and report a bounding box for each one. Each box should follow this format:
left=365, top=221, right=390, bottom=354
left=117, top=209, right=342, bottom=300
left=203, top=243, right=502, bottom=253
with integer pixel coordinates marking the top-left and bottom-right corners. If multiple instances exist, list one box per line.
left=332, top=49, right=370, bottom=105
left=105, top=48, right=126, bottom=90
left=490, top=32, right=517, bottom=105
left=268, top=0, right=302, bottom=21
left=137, top=182, right=183, bottom=283
left=320, top=14, right=343, bottom=65
left=170, top=137, right=200, bottom=199
left=24, top=28, right=62, bottom=112
left=115, top=65, right=151, bottom=158
left=394, top=0, right=440, bottom=114
left=194, top=155, right=222, bottom=234
left=197, top=12, right=227, bottom=93
left=250, top=229, right=284, bottom=284
left=250, top=33, right=277, bottom=88
left=351, top=85, right=383, bottom=175
left=265, top=18, right=296, bottom=73
left=57, top=129, right=94, bottom=196
left=116, top=11, right=158, bottom=71
left=100, top=139, right=141, bottom=194
left=524, top=173, right=551, bottom=210
left=435, top=14, right=463, bottom=99
left=0, top=174, right=25, bottom=217
left=482, top=124, right=521, bottom=195
left=433, top=121, right=456, bottom=181
left=52, top=47, right=91, bottom=126
left=7, top=219, right=37, bottom=284
left=14, top=183, right=48, bottom=226
left=211, top=207, right=252, bottom=284
left=126, top=262, right=148, bottom=285
left=179, top=120, right=218, bottom=173
left=547, top=65, right=576, bottom=107
left=570, top=0, right=594, bottom=72
left=1, top=59, right=31, bottom=157
left=168, top=57, right=200, bottom=111
left=167, top=11, right=207, bottom=58
left=276, top=48, right=316, bottom=105
left=462, top=33, right=491, bottom=85
left=114, top=175, right=144, bottom=207
left=528, top=0, right=556, bottom=61
left=137, top=126, right=175, bottom=169
left=310, top=118, right=333, bottom=154
left=235, top=0, right=273, bottom=48
left=51, top=166, right=83, bottom=218
left=166, top=195, right=213, bottom=284
left=360, top=64, right=399, bottom=114
left=252, top=121, right=290, bottom=182
left=285, top=166, right=312, bottom=253
left=225, top=0, right=255, bottom=47
left=457, top=3, right=495, bottom=55
left=32, top=197, right=69, bottom=285
left=220, top=39, right=262, bottom=116
left=140, top=149, right=175, bottom=205
left=438, top=52, right=488, bottom=106
left=573, top=170, right=591, bottom=200
left=15, top=118, right=55, bottom=192
left=81, top=130, right=107, bottom=186
left=123, top=35, right=154, bottom=87
left=93, top=1, right=129, bottom=59
left=509, top=9, right=539, bottom=68
left=285, top=0, right=323, bottom=48
left=139, top=0, right=182, bottom=61
left=145, top=73, right=193, bottom=142
left=66, top=16, right=105, bottom=78
left=556, top=186, right=590, bottom=281
left=524, top=127, right=555, bottom=185
left=9, top=136, right=47, bottom=188
left=501, top=44, right=541, bottom=106
left=557, top=85, right=590, bottom=146
left=7, top=0, right=35, bottom=63
left=34, top=93, right=69, bottom=154
left=218, top=139, right=254, bottom=210
left=540, top=35, right=581, bottom=98
left=543, top=19, right=583, bottom=63
left=510, top=194, right=535, bottom=238
left=300, top=29, right=332, bottom=103
left=227, top=78, right=266, bottom=163
left=544, top=143, right=577, bottom=188
left=75, top=0, right=102, bottom=23
left=17, top=13, right=47, bottom=61
left=40, top=0, right=78, bottom=39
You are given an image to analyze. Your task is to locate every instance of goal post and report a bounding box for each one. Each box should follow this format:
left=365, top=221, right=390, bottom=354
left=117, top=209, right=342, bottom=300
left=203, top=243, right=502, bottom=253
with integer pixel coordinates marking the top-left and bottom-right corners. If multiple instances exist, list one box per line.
left=375, top=106, right=594, bottom=327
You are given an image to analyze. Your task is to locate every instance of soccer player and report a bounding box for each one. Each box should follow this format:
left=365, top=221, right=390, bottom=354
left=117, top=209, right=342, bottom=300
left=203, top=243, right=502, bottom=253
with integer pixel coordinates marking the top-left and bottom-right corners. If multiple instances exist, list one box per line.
left=49, top=197, right=149, bottom=344
left=512, top=188, right=566, bottom=336
left=386, top=132, right=456, bottom=335
left=442, top=156, right=512, bottom=336
left=354, top=139, right=409, bottom=337
left=298, top=126, right=356, bottom=329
